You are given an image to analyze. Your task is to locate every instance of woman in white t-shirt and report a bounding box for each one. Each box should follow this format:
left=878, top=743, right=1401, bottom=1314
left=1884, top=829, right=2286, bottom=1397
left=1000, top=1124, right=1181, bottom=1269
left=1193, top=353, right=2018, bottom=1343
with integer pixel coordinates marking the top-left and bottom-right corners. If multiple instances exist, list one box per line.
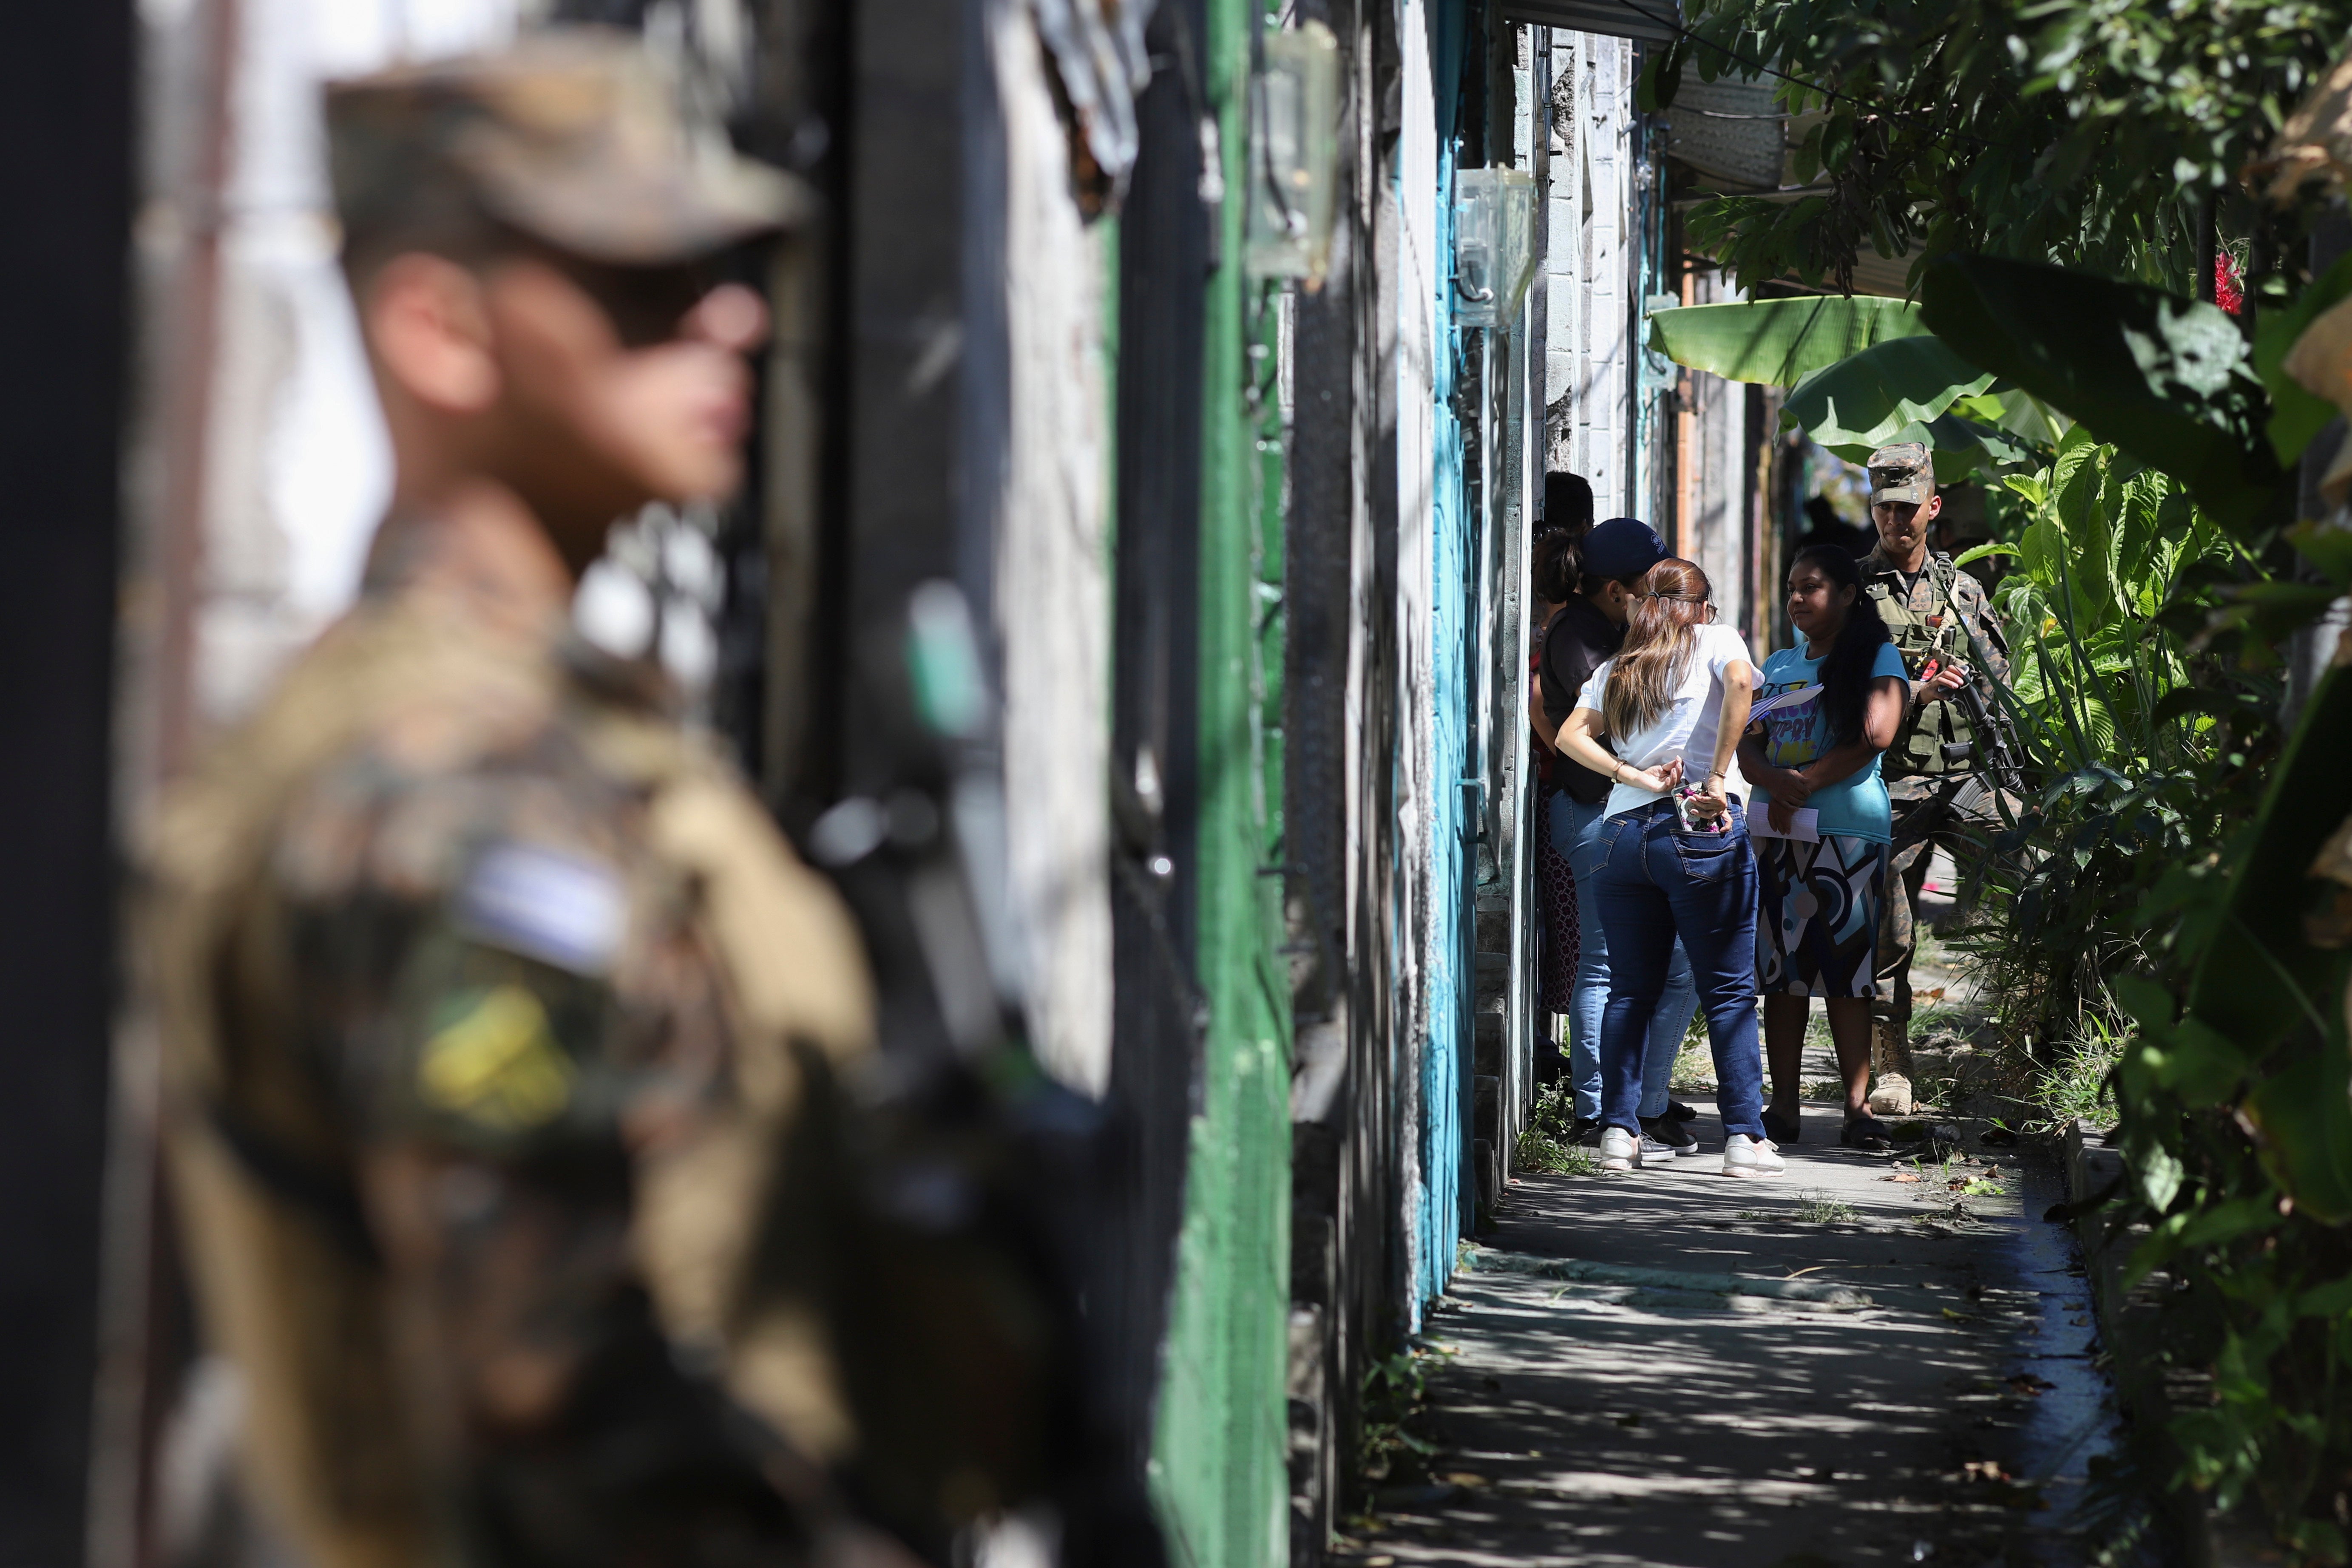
left=1553, top=558, right=1781, bottom=1179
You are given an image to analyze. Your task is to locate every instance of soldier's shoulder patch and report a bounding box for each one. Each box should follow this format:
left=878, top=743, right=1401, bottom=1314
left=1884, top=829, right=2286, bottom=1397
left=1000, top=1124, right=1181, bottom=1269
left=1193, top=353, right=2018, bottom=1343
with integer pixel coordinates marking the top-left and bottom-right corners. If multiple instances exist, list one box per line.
left=454, top=840, right=627, bottom=975
left=418, top=983, right=574, bottom=1131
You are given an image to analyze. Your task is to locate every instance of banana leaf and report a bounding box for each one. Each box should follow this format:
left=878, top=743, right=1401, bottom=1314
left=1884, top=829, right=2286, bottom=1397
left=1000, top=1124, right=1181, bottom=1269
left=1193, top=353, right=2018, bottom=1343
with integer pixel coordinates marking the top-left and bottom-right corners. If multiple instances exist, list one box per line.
left=1782, top=335, right=1996, bottom=451
left=1919, top=255, right=2287, bottom=537
left=1991, top=388, right=2070, bottom=448
left=2253, top=249, right=2352, bottom=465
left=1817, top=411, right=2033, bottom=482
left=1646, top=294, right=1930, bottom=387
left=2187, top=664, right=2352, bottom=1059
left=2245, top=1047, right=2352, bottom=1226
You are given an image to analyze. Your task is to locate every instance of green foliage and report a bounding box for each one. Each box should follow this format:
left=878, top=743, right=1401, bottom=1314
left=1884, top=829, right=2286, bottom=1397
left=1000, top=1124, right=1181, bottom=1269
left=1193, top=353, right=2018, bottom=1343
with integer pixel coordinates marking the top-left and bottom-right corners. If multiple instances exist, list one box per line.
left=2030, top=1012, right=2124, bottom=1132
left=1955, top=436, right=2245, bottom=1043
left=1948, top=429, right=2352, bottom=1544
left=1355, top=1348, right=1439, bottom=1490
left=1515, top=1080, right=1600, bottom=1175
left=1921, top=255, right=2287, bottom=534
left=1671, top=1012, right=1716, bottom=1091
left=1665, top=0, right=2352, bottom=295
left=1782, top=333, right=1995, bottom=449
left=2186, top=669, right=2352, bottom=1060
left=2253, top=250, right=2352, bottom=464
left=1646, top=293, right=1929, bottom=384
left=1795, top=1190, right=1860, bottom=1224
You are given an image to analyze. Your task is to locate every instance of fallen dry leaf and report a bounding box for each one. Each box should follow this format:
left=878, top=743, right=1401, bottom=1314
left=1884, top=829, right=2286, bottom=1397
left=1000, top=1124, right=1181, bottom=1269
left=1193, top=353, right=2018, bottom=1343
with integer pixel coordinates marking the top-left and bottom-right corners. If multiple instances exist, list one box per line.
left=1438, top=1473, right=1490, bottom=1489
left=1888, top=1172, right=1922, bottom=1183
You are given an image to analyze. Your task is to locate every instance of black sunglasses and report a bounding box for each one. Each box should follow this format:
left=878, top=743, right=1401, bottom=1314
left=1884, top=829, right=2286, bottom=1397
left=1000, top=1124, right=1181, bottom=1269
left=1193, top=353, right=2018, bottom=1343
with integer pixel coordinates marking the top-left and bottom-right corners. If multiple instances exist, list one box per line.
left=523, top=243, right=726, bottom=349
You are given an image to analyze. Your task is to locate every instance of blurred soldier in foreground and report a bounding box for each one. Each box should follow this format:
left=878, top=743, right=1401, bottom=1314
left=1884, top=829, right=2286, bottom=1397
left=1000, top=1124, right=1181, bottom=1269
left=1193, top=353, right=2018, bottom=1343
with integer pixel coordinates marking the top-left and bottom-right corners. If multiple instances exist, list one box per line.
left=150, top=34, right=905, bottom=1566
left=1858, top=442, right=2014, bottom=1109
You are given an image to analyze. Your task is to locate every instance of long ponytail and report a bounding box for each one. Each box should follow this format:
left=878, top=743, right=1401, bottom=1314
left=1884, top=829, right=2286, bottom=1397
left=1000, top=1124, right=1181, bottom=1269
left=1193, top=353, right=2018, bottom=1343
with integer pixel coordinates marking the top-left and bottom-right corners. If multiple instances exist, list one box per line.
left=1601, top=559, right=1713, bottom=738
left=1532, top=528, right=1582, bottom=604
left=1790, top=543, right=1891, bottom=744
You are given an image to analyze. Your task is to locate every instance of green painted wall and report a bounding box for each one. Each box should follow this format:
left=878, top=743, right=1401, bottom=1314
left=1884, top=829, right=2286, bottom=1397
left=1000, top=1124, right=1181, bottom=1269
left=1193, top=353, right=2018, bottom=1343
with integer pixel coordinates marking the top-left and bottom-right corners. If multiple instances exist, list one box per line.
left=1147, top=0, right=1294, bottom=1556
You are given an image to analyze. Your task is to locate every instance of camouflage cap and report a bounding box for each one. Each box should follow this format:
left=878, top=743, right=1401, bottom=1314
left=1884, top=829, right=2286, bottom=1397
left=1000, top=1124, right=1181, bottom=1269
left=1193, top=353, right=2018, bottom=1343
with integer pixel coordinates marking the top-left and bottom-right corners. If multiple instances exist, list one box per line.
left=325, top=29, right=809, bottom=268
left=1867, top=440, right=1932, bottom=506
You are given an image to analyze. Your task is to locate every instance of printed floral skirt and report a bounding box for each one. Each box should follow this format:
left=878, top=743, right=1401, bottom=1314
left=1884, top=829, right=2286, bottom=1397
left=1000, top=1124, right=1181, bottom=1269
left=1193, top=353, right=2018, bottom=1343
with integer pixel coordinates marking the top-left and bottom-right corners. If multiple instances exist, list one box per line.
left=1756, top=833, right=1887, bottom=998
left=1537, top=786, right=1580, bottom=1013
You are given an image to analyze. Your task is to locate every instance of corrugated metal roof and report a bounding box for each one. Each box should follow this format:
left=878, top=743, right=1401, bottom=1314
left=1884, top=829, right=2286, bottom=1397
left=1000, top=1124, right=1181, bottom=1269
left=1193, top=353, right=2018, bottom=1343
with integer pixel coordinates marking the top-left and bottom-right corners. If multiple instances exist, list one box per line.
left=1496, top=0, right=1681, bottom=44
left=1666, top=76, right=1785, bottom=190
left=1847, top=247, right=1926, bottom=298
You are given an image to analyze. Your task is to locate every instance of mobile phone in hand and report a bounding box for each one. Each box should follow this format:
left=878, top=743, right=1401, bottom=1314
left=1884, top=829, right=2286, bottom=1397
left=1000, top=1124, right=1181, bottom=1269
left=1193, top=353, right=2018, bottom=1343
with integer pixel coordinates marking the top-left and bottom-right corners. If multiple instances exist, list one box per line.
left=1672, top=787, right=1730, bottom=835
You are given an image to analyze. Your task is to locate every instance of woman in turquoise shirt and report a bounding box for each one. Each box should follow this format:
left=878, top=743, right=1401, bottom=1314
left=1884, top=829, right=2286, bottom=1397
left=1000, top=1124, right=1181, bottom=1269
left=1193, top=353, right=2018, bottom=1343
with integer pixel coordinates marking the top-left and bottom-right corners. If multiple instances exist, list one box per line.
left=1737, top=545, right=1910, bottom=1150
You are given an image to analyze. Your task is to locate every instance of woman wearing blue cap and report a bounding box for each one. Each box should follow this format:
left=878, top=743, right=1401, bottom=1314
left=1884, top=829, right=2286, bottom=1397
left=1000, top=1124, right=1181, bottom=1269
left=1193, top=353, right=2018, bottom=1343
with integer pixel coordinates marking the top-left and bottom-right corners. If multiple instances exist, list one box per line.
left=1552, top=554, right=1780, bottom=1178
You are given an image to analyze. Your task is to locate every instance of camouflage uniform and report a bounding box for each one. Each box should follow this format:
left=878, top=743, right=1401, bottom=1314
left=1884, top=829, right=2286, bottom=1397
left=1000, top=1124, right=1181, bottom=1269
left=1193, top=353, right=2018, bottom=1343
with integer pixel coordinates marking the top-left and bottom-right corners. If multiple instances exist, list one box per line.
left=150, top=40, right=874, bottom=1568
left=1858, top=444, right=2013, bottom=1073
left=154, top=512, right=877, bottom=1568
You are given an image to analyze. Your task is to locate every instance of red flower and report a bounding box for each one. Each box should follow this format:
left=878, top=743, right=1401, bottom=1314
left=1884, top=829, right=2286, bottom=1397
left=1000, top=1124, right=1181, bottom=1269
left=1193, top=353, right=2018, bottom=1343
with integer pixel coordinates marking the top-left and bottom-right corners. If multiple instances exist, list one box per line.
left=2216, top=254, right=2244, bottom=315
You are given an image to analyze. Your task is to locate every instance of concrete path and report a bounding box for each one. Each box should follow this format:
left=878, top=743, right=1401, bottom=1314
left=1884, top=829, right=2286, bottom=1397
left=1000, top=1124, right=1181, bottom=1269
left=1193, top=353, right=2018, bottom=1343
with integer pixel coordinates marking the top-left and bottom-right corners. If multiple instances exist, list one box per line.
left=1336, top=1100, right=2116, bottom=1567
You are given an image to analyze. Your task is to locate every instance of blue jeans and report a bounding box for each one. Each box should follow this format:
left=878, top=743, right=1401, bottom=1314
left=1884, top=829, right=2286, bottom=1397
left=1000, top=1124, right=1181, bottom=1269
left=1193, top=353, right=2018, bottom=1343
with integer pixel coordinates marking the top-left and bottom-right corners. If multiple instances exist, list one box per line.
left=1590, top=799, right=1766, bottom=1139
left=1551, top=791, right=1697, bottom=1122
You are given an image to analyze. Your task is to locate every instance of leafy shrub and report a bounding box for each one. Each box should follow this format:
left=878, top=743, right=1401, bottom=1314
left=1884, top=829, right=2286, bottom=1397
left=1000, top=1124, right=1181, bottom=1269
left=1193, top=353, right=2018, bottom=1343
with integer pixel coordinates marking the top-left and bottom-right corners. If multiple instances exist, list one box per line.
left=1947, top=434, right=2352, bottom=1549
left=1515, top=1080, right=1598, bottom=1175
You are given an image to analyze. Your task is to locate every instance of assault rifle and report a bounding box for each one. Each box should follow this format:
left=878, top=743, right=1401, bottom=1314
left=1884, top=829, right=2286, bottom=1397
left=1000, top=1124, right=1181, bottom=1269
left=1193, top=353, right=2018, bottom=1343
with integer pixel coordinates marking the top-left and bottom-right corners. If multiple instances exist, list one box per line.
left=1942, top=618, right=2035, bottom=818
left=793, top=582, right=1167, bottom=1566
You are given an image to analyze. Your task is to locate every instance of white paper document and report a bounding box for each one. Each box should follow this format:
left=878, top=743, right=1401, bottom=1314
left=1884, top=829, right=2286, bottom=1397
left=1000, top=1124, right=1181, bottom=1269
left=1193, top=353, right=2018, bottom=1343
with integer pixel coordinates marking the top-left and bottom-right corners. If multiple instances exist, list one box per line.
left=1745, top=684, right=1824, bottom=723
left=1747, top=805, right=1821, bottom=843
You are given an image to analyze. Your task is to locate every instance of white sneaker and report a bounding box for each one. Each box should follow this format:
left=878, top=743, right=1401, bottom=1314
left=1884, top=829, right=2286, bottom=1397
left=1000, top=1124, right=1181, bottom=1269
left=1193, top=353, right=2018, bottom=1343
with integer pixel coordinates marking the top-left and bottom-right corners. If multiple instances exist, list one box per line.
left=1599, top=1125, right=1644, bottom=1173
left=1721, top=1133, right=1784, bottom=1180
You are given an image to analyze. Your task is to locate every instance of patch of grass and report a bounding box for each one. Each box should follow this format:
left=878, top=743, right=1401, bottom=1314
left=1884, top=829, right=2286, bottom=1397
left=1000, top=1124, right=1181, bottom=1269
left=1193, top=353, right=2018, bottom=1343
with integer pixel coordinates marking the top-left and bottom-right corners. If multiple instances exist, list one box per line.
left=1357, top=1348, right=1440, bottom=1489
left=1908, top=1072, right=1958, bottom=1113
left=1801, top=1077, right=1844, bottom=1101
left=1734, top=1209, right=1774, bottom=1222
left=1515, top=1081, right=1599, bottom=1175
left=1910, top=1006, right=1975, bottom=1038
left=1541, top=1143, right=1601, bottom=1176
left=1670, top=1012, right=1716, bottom=1092
left=1796, top=1189, right=1860, bottom=1224
left=2030, top=1012, right=2124, bottom=1132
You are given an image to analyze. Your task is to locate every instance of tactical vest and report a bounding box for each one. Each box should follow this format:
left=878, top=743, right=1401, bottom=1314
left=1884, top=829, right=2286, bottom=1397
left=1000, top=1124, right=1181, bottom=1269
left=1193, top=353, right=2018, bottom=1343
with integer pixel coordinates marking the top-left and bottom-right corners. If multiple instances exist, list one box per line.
left=1866, top=553, right=1981, bottom=779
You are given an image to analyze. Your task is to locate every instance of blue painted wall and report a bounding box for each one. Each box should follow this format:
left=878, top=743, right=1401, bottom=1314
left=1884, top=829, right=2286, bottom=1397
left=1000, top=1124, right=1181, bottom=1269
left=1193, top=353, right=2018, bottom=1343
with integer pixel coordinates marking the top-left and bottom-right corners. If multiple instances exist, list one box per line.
left=1414, top=0, right=1475, bottom=1311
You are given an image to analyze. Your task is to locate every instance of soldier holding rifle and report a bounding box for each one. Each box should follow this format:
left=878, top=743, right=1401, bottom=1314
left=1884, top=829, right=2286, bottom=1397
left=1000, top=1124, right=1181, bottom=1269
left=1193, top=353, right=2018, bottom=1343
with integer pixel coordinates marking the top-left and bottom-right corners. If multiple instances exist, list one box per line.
left=1857, top=442, right=2017, bottom=1109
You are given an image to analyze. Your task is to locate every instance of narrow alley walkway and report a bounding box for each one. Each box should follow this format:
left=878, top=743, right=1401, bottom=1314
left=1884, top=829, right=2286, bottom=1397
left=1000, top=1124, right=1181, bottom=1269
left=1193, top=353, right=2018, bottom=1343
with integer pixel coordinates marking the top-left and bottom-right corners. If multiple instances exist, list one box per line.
left=1337, top=943, right=2119, bottom=1567
left=1336, top=1112, right=2108, bottom=1565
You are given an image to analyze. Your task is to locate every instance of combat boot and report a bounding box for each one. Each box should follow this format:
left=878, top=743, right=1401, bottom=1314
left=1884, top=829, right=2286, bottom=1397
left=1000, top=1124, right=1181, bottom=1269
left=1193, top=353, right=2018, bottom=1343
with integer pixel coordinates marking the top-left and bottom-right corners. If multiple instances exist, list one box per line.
left=1867, top=1015, right=1914, bottom=1116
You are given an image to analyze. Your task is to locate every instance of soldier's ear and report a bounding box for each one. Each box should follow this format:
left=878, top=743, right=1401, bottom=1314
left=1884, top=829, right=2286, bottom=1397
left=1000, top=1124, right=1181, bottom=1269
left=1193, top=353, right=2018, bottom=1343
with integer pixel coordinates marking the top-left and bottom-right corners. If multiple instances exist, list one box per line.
left=364, top=252, right=501, bottom=416
left=1923, top=491, right=1943, bottom=524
